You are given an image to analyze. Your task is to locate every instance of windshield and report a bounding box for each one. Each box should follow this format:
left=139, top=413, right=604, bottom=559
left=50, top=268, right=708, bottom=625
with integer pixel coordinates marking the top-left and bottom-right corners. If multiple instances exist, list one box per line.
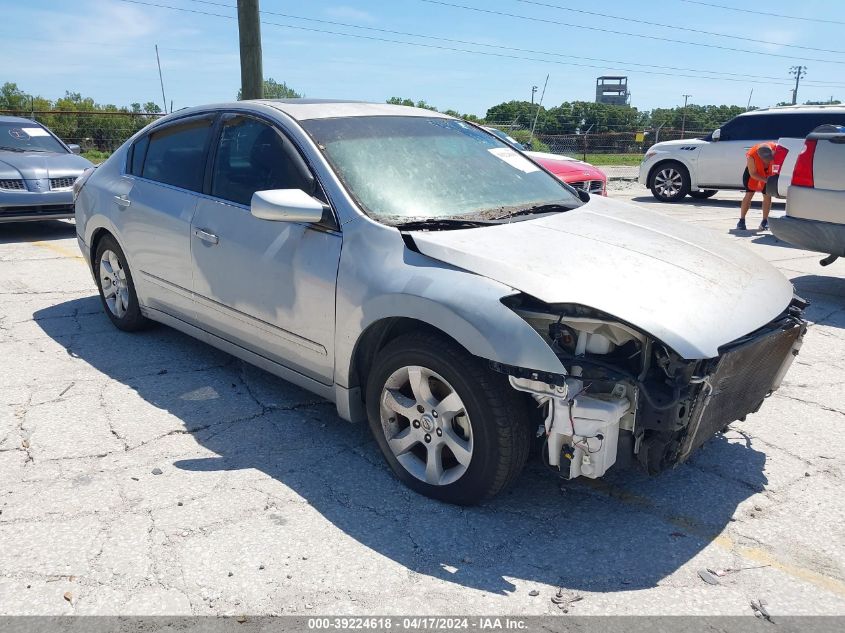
left=0, top=122, right=67, bottom=153
left=302, top=116, right=580, bottom=224
left=485, top=126, right=525, bottom=149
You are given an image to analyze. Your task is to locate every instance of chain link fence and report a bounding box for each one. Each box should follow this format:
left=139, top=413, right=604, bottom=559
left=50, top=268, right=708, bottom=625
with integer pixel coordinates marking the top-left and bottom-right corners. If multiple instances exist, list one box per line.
left=0, top=110, right=164, bottom=153
left=535, top=129, right=709, bottom=157
left=3, top=111, right=710, bottom=161
left=485, top=121, right=709, bottom=158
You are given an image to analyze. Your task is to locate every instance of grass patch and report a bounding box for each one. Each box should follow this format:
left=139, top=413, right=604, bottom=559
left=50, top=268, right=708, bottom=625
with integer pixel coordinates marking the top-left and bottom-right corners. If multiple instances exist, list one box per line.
left=581, top=153, right=643, bottom=166
left=81, top=149, right=111, bottom=164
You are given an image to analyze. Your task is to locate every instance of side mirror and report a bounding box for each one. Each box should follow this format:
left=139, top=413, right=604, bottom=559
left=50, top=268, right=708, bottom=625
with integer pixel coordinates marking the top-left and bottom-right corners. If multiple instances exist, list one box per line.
left=711, top=128, right=721, bottom=142
left=68, top=144, right=81, bottom=154
left=250, top=189, right=325, bottom=223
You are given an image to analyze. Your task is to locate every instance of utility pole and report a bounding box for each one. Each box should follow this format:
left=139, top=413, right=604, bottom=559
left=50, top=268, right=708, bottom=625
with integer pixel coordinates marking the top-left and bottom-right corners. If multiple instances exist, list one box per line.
left=790, top=65, right=806, bottom=105
left=155, top=44, right=167, bottom=114
left=531, top=85, right=538, bottom=105
left=529, top=74, right=549, bottom=146
left=237, top=0, right=263, bottom=100
left=680, top=94, right=691, bottom=139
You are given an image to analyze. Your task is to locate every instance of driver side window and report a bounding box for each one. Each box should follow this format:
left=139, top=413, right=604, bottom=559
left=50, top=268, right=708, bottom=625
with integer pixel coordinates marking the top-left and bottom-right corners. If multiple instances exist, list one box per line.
left=210, top=116, right=312, bottom=206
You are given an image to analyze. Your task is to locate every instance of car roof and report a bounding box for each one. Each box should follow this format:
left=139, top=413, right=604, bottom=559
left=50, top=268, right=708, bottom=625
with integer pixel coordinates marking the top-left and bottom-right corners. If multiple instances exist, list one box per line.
left=0, top=115, right=41, bottom=124
left=158, top=99, right=453, bottom=124
left=740, top=104, right=845, bottom=117
left=259, top=99, right=452, bottom=121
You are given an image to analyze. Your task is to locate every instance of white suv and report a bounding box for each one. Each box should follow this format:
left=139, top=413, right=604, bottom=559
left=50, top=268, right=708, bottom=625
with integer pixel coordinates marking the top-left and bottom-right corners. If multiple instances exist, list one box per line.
left=639, top=105, right=845, bottom=202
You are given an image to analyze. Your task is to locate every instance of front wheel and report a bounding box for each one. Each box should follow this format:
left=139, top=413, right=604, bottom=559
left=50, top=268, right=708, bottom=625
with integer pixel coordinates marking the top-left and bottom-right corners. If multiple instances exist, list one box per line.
left=650, top=162, right=691, bottom=202
left=365, top=333, right=530, bottom=505
left=690, top=189, right=717, bottom=199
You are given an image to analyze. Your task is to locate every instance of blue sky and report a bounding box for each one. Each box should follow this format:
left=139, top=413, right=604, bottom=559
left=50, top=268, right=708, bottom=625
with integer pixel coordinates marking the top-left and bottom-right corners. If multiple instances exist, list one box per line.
left=4, top=0, right=845, bottom=117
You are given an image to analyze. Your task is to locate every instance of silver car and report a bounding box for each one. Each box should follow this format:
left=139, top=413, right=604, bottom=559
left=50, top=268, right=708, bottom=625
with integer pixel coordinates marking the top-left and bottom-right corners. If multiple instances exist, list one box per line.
left=1, top=116, right=93, bottom=223
left=74, top=100, right=807, bottom=504
left=770, top=124, right=845, bottom=267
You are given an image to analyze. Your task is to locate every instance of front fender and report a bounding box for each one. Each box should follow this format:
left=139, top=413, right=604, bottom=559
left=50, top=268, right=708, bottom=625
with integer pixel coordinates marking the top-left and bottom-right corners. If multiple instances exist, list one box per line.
left=648, top=154, right=697, bottom=188
left=333, top=222, right=565, bottom=389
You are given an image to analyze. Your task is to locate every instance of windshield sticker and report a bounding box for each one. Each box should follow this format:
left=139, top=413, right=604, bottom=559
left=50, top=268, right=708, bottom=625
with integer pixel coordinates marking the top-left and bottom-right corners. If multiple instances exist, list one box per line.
left=8, top=128, right=28, bottom=140
left=22, top=127, right=50, bottom=137
left=488, top=147, right=539, bottom=173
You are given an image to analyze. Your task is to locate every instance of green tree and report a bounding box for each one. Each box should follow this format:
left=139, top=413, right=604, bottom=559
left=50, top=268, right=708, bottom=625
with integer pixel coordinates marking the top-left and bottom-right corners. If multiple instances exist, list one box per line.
left=0, top=82, right=31, bottom=111
left=237, top=78, right=301, bottom=100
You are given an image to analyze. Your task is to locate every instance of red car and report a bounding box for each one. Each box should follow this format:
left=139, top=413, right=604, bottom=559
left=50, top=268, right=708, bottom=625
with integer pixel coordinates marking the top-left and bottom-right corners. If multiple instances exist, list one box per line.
left=483, top=127, right=607, bottom=196
left=526, top=151, right=608, bottom=196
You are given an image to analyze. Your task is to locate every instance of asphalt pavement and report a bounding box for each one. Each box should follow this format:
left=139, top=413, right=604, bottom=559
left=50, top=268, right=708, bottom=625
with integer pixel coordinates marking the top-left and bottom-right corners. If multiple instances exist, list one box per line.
left=1, top=183, right=844, bottom=616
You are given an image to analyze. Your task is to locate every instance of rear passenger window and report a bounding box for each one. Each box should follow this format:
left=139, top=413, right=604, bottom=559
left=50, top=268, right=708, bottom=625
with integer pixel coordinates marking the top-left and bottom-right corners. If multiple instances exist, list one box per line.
left=129, top=136, right=149, bottom=176
left=210, top=116, right=313, bottom=206
left=141, top=118, right=213, bottom=192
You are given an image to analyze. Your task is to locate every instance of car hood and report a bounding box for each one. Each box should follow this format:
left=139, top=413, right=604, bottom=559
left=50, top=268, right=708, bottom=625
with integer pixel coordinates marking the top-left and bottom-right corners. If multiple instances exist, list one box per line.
left=409, top=196, right=794, bottom=359
left=0, top=151, right=92, bottom=180
left=526, top=151, right=606, bottom=181
left=649, top=138, right=708, bottom=151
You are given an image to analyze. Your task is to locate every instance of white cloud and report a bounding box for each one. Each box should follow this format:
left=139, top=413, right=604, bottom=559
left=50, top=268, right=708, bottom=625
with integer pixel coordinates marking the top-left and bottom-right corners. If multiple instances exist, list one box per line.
left=323, top=5, right=376, bottom=23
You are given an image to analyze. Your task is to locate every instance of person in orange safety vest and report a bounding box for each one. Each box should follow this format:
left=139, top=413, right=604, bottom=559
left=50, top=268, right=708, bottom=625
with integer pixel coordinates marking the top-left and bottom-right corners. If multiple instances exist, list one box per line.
left=737, top=141, right=776, bottom=231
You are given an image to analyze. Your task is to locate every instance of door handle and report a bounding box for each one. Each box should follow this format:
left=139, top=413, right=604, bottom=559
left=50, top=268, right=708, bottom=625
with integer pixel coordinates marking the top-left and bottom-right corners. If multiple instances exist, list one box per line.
left=114, top=195, right=131, bottom=208
left=193, top=228, right=219, bottom=245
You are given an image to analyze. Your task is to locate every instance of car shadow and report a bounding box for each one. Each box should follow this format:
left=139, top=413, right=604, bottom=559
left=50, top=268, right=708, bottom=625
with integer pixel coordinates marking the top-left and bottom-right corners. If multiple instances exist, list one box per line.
left=0, top=219, right=76, bottom=244
left=35, top=297, right=767, bottom=595
left=791, top=275, right=845, bottom=325
left=749, top=233, right=806, bottom=250
left=630, top=195, right=786, bottom=211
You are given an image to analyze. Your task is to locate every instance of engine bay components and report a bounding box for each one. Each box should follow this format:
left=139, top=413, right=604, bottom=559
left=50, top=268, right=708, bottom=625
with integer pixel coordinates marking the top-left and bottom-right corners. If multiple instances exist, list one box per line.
left=500, top=297, right=807, bottom=481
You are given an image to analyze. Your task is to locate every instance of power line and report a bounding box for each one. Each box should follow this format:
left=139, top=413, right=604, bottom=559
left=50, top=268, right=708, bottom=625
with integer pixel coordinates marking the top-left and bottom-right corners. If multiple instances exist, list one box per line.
left=182, top=0, right=845, bottom=86
left=419, top=0, right=845, bottom=66
left=118, top=0, right=845, bottom=89
left=680, top=0, right=845, bottom=26
left=515, top=0, right=845, bottom=55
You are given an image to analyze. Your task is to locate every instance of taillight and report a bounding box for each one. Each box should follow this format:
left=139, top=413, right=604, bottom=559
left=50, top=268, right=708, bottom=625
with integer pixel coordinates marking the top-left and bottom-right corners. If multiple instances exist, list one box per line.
left=771, top=144, right=788, bottom=175
left=791, top=140, right=817, bottom=188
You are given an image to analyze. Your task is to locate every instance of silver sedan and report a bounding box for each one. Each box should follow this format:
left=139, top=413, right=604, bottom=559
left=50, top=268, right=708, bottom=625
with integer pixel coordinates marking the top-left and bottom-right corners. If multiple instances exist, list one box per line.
left=74, top=100, right=806, bottom=504
left=1, top=116, right=92, bottom=223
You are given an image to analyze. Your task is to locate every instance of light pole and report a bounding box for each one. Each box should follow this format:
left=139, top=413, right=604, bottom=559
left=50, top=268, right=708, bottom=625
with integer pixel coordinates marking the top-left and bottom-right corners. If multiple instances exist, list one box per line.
left=531, top=85, right=538, bottom=105
left=681, top=94, right=691, bottom=139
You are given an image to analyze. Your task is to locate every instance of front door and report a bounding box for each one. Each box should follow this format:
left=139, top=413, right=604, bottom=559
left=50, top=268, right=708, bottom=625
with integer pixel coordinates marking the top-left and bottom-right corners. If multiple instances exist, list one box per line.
left=697, top=114, right=778, bottom=188
left=190, top=114, right=341, bottom=384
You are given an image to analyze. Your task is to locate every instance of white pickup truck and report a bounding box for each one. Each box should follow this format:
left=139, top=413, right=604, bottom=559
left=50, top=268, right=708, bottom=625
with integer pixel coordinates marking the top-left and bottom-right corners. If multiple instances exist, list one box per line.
left=769, top=125, right=845, bottom=267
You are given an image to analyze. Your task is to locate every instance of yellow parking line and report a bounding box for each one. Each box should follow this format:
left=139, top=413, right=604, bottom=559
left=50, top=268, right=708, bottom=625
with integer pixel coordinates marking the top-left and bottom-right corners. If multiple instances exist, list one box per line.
left=33, top=240, right=84, bottom=261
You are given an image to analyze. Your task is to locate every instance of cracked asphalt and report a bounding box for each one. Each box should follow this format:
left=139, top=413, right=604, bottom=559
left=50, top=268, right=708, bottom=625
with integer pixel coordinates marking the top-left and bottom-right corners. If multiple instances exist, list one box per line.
left=1, top=184, right=844, bottom=617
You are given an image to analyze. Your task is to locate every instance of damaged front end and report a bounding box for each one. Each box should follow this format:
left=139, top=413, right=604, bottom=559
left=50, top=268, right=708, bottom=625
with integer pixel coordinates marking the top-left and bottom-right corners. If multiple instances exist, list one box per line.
left=495, top=295, right=808, bottom=480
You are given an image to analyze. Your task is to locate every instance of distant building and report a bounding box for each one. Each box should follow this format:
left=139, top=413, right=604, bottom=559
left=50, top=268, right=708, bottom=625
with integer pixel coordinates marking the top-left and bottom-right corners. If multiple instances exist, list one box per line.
left=596, top=76, right=630, bottom=106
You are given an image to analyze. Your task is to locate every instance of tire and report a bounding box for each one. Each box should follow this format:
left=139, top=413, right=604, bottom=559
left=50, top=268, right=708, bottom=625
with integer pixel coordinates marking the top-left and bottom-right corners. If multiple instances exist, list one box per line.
left=365, top=332, right=531, bottom=505
left=650, top=162, right=691, bottom=202
left=689, top=189, right=717, bottom=199
left=93, top=234, right=149, bottom=331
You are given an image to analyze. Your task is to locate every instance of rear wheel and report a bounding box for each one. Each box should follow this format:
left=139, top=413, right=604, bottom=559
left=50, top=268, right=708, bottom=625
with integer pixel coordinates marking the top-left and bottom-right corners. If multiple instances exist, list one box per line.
left=365, top=333, right=530, bottom=505
left=690, top=189, right=717, bottom=199
left=94, top=235, right=149, bottom=331
left=650, top=162, right=691, bottom=202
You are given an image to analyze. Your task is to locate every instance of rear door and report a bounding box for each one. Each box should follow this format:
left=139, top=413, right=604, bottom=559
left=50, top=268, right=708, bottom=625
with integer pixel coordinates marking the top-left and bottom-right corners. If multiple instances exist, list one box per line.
left=697, top=114, right=779, bottom=187
left=190, top=113, right=342, bottom=384
left=121, top=114, right=216, bottom=321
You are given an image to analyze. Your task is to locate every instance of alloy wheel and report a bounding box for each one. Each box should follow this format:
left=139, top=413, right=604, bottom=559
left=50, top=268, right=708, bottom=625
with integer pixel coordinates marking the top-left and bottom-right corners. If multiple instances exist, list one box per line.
left=654, top=167, right=683, bottom=198
left=98, top=249, right=130, bottom=319
left=378, top=365, right=473, bottom=486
